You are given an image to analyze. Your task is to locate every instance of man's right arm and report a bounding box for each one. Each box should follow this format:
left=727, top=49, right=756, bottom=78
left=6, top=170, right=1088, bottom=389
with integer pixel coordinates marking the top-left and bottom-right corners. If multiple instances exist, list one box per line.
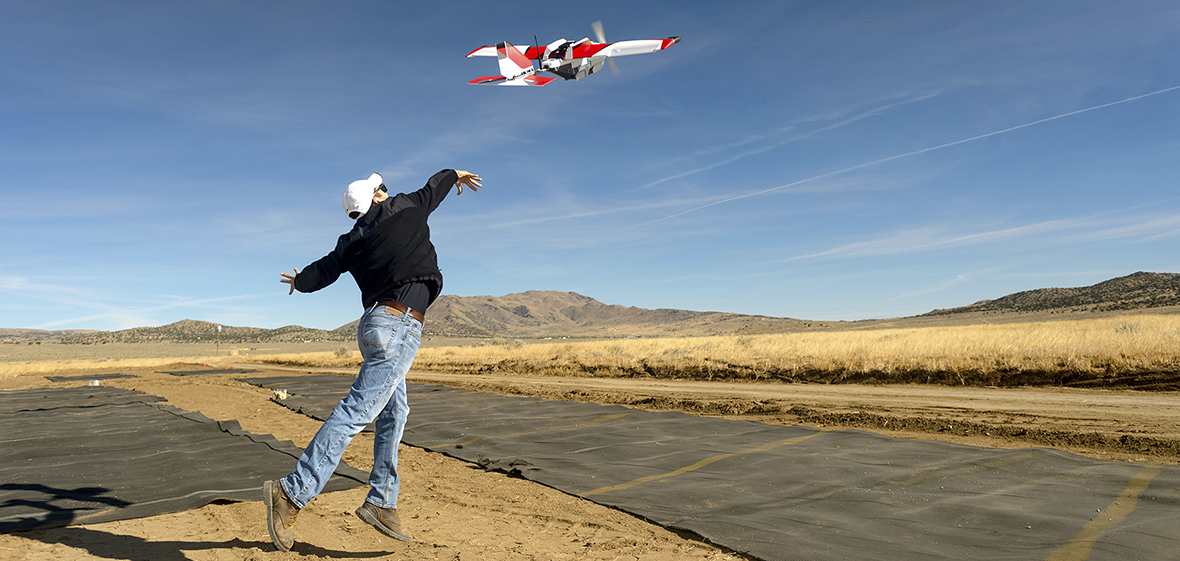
left=292, top=251, right=344, bottom=294
left=282, top=235, right=349, bottom=295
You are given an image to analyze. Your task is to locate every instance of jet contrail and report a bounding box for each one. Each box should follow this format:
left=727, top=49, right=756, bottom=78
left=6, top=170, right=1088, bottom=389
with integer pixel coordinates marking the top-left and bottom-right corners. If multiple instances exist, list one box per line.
left=640, top=90, right=944, bottom=190
left=633, top=85, right=1180, bottom=228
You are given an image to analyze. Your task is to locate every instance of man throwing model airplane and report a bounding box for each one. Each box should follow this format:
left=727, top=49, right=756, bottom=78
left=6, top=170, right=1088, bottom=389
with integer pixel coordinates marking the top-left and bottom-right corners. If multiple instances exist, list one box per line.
left=266, top=168, right=481, bottom=551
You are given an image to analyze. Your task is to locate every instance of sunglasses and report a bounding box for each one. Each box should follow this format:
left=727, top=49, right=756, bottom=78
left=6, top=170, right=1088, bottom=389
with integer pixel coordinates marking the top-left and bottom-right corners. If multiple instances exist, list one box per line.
left=376, top=184, right=387, bottom=194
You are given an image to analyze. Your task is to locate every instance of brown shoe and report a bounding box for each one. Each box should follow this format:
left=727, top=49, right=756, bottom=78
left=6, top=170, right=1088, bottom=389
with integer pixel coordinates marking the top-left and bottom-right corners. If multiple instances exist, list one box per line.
left=355, top=501, right=412, bottom=542
left=263, top=480, right=300, bottom=551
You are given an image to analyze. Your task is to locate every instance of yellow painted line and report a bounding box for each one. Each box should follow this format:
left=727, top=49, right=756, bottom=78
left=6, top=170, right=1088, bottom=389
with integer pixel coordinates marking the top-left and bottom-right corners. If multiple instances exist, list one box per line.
left=581, top=429, right=831, bottom=497
left=447, top=413, right=630, bottom=447
left=1044, top=464, right=1162, bottom=561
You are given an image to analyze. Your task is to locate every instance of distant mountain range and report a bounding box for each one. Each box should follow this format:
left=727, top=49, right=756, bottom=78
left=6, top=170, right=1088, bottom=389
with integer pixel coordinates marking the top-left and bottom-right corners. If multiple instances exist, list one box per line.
left=4, top=272, right=1179, bottom=343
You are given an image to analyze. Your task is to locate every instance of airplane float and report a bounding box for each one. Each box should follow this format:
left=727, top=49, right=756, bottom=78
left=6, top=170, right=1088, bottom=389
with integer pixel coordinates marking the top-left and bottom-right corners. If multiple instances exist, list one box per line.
left=466, top=21, right=680, bottom=86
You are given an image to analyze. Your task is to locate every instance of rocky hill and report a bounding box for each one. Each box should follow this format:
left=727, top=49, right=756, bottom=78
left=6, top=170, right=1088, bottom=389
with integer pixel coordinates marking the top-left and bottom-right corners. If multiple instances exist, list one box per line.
left=0, top=319, right=352, bottom=344
left=924, top=272, right=1180, bottom=316
left=337, top=290, right=827, bottom=338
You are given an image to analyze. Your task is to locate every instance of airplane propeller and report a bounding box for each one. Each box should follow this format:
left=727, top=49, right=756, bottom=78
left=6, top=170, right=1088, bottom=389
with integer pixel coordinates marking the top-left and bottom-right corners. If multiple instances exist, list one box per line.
left=591, top=20, right=622, bottom=76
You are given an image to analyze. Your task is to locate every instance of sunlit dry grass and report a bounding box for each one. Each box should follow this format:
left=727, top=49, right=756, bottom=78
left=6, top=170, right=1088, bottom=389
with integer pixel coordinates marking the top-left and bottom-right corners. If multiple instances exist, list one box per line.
left=11, top=316, right=1180, bottom=387
left=0, top=341, right=354, bottom=376
left=245, top=349, right=362, bottom=369
left=0, top=356, right=226, bottom=377
left=402, top=315, right=1180, bottom=387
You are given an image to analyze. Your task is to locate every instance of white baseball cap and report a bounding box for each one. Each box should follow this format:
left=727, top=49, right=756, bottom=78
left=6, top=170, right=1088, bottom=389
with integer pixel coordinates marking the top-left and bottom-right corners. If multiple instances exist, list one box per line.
left=342, top=172, right=384, bottom=219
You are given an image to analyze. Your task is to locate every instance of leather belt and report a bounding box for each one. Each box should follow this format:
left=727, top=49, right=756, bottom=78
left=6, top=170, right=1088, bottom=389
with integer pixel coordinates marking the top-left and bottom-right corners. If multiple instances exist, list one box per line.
left=376, top=300, right=425, bottom=323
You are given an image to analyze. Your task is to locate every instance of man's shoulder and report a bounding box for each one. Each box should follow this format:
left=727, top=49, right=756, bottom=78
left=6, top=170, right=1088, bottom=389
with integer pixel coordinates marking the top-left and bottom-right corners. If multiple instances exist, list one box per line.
left=356, top=196, right=426, bottom=232
left=384, top=191, right=422, bottom=213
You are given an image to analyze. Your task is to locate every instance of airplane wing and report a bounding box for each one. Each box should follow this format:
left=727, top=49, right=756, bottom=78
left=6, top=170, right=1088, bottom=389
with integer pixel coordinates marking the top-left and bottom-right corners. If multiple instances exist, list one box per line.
left=572, top=37, right=680, bottom=59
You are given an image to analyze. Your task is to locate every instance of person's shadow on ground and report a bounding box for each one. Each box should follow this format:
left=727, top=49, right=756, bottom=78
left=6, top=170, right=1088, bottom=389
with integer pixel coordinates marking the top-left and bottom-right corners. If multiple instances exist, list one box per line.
left=2, top=484, right=390, bottom=560
left=16, top=527, right=393, bottom=560
left=0, top=483, right=131, bottom=532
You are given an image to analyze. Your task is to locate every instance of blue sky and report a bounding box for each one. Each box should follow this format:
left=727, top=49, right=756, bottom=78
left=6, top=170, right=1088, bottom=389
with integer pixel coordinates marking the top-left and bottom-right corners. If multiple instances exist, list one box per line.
left=3, top=1, right=1179, bottom=331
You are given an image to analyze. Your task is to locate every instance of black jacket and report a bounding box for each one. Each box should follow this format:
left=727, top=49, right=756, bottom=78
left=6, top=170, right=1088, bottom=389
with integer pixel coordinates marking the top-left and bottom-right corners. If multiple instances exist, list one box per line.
left=294, top=169, right=457, bottom=308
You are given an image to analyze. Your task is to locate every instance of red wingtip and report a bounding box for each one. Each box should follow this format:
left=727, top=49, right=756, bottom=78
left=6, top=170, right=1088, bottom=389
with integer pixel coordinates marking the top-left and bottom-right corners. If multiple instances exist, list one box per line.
left=468, top=75, right=505, bottom=85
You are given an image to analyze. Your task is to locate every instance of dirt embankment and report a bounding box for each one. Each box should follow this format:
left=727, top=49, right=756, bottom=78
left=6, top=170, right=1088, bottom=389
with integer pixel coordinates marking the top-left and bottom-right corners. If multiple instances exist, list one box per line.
left=419, top=358, right=1180, bottom=390
left=402, top=371, right=1180, bottom=466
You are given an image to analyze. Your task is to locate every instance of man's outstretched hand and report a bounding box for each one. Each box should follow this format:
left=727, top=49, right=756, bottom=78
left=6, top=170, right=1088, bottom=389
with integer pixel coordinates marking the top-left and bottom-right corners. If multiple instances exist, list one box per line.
left=455, top=170, right=481, bottom=194
left=280, top=267, right=300, bottom=295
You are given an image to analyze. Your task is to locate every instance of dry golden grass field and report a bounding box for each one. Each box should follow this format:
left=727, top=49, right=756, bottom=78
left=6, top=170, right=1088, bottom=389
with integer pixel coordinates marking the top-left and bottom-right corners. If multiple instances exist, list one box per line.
left=231, top=314, right=1180, bottom=390
left=11, top=314, right=1177, bottom=390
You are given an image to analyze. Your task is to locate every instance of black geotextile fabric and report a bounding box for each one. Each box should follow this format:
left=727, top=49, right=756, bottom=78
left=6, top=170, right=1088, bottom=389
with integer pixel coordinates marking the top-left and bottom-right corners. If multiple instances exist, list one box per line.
left=0, top=386, right=367, bottom=532
left=43, top=373, right=138, bottom=382
left=0, top=385, right=161, bottom=413
left=159, top=368, right=262, bottom=376
left=238, top=376, right=1180, bottom=561
left=241, top=374, right=375, bottom=432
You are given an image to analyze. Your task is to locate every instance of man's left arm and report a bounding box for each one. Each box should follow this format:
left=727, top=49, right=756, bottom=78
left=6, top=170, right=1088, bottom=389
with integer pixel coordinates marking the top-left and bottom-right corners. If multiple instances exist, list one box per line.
left=454, top=170, right=481, bottom=194
left=409, top=169, right=481, bottom=214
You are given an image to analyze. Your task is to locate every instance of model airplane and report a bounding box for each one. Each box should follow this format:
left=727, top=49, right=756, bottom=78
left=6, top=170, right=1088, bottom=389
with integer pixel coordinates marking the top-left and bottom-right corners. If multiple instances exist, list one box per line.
left=466, top=21, right=680, bottom=86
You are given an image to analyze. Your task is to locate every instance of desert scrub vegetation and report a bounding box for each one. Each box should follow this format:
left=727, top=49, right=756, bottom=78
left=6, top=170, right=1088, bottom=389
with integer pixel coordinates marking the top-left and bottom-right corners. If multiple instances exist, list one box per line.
left=0, top=356, right=224, bottom=376
left=245, top=350, right=362, bottom=369
left=409, top=315, right=1180, bottom=388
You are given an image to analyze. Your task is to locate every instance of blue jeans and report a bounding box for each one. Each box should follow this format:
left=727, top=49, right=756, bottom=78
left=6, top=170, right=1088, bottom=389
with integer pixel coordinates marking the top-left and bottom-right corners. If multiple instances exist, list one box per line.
left=280, top=303, right=421, bottom=510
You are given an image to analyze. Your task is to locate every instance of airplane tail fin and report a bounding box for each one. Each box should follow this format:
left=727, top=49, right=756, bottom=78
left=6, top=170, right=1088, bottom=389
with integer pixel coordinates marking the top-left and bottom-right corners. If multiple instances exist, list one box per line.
left=496, top=41, right=534, bottom=79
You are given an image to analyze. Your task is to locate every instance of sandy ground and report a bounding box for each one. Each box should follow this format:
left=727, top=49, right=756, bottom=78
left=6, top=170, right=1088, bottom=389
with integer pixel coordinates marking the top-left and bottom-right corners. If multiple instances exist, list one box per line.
left=3, top=362, right=1180, bottom=560
left=0, top=365, right=737, bottom=561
